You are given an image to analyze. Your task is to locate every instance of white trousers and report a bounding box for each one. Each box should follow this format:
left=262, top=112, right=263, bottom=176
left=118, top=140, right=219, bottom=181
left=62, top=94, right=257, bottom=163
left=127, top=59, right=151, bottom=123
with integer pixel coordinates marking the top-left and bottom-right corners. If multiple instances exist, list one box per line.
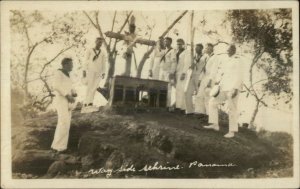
left=159, top=70, right=174, bottom=108
left=184, top=74, right=200, bottom=114
left=51, top=96, right=72, bottom=151
left=85, top=71, right=102, bottom=105
left=194, top=77, right=210, bottom=114
left=208, top=91, right=239, bottom=132
left=168, top=85, right=176, bottom=107
left=175, top=73, right=187, bottom=110
left=194, top=90, right=210, bottom=114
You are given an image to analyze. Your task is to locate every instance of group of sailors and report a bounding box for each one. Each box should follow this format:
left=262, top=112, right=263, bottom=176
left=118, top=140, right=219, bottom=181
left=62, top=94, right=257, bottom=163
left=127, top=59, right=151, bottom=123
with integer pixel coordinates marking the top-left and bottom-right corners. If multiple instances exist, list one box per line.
left=50, top=36, right=243, bottom=154
left=149, top=37, right=243, bottom=139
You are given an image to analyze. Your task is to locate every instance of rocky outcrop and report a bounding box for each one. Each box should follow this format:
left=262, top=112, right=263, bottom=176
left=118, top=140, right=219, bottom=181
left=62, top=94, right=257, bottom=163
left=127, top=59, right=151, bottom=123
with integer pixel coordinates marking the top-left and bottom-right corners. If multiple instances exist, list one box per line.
left=11, top=109, right=293, bottom=178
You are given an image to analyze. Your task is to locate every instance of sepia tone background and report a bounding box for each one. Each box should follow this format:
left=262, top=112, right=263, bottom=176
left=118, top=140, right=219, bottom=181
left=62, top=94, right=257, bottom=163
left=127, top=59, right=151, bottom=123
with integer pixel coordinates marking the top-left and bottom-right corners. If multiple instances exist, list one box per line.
left=9, top=9, right=293, bottom=133
left=1, top=1, right=299, bottom=188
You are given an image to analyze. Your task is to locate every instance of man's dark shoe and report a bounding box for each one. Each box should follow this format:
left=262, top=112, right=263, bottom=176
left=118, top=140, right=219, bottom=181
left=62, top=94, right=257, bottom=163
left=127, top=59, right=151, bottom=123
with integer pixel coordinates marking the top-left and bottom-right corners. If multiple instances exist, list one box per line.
left=174, top=108, right=181, bottom=114
left=50, top=148, right=58, bottom=154
left=50, top=148, right=59, bottom=158
left=197, top=114, right=209, bottom=122
left=59, top=149, right=72, bottom=154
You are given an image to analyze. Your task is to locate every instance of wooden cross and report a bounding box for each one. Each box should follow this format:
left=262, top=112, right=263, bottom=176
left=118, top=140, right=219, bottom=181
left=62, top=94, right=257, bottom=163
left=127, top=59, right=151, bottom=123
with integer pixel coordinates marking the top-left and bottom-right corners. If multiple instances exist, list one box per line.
left=104, top=31, right=157, bottom=77
left=104, top=31, right=156, bottom=47
left=104, top=11, right=188, bottom=77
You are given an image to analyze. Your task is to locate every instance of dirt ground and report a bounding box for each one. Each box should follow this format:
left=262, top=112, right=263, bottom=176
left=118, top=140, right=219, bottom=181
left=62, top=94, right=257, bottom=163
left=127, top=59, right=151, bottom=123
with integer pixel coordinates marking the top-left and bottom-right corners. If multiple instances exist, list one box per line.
left=11, top=107, right=293, bottom=178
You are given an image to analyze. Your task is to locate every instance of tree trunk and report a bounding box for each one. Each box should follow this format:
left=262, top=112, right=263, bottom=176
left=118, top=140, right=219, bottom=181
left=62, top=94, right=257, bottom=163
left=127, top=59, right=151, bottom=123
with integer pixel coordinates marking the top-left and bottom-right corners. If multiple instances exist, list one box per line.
left=24, top=43, right=39, bottom=97
left=249, top=100, right=260, bottom=130
left=99, top=11, right=132, bottom=81
left=136, top=10, right=189, bottom=78
left=108, top=11, right=117, bottom=48
left=190, top=11, right=194, bottom=62
left=107, top=54, right=116, bottom=80
left=248, top=50, right=265, bottom=129
left=136, top=46, right=156, bottom=78
left=106, top=12, right=132, bottom=79
left=160, top=10, right=188, bottom=38
left=249, top=50, right=264, bottom=89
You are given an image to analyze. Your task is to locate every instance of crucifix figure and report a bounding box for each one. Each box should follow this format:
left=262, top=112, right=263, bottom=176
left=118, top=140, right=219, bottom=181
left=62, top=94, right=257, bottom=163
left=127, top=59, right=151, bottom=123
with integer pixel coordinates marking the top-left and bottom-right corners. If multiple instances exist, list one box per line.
left=105, top=15, right=156, bottom=77
left=122, top=16, right=137, bottom=76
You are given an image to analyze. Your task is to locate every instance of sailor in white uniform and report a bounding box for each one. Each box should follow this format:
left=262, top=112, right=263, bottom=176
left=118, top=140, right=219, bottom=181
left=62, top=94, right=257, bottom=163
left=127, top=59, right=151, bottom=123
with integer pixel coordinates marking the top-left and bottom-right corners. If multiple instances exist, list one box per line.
left=159, top=37, right=176, bottom=82
left=204, top=44, right=243, bottom=138
left=149, top=37, right=166, bottom=80
left=184, top=43, right=206, bottom=115
left=173, top=38, right=190, bottom=111
left=51, top=58, right=76, bottom=153
left=159, top=37, right=177, bottom=108
left=82, top=37, right=107, bottom=113
left=194, top=43, right=218, bottom=116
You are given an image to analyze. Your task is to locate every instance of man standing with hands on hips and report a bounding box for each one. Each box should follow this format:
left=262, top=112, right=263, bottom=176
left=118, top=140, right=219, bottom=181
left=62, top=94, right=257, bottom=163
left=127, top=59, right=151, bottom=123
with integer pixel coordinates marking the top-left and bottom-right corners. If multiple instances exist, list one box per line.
left=51, top=58, right=77, bottom=154
left=82, top=37, right=107, bottom=113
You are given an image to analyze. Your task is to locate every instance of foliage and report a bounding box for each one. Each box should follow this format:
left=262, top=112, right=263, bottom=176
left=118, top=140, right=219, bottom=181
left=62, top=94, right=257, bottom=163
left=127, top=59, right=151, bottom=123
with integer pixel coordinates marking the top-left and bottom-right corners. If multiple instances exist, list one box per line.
left=10, top=10, right=88, bottom=114
left=227, top=9, right=293, bottom=126
left=258, top=54, right=293, bottom=103
left=227, top=9, right=293, bottom=101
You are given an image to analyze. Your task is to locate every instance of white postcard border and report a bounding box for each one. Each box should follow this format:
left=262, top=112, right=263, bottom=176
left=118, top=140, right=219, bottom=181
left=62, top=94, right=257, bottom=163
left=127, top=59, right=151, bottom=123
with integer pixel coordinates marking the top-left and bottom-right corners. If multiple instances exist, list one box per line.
left=1, top=1, right=299, bottom=188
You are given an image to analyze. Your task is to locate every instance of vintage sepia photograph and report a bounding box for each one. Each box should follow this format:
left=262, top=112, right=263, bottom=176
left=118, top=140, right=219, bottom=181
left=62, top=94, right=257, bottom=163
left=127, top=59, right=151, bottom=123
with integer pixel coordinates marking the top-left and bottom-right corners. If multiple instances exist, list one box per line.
left=1, top=1, right=299, bottom=188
